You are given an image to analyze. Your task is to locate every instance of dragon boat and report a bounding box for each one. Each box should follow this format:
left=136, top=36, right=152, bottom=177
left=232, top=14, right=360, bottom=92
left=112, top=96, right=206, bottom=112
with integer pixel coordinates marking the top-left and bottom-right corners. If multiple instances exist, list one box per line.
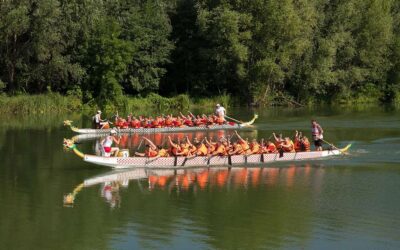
left=64, top=115, right=258, bottom=134
left=63, top=139, right=351, bottom=169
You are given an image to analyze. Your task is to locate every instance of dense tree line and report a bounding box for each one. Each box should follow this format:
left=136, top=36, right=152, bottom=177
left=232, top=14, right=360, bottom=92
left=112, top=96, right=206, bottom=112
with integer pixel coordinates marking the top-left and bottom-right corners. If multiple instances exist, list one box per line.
left=1, top=0, right=399, bottom=105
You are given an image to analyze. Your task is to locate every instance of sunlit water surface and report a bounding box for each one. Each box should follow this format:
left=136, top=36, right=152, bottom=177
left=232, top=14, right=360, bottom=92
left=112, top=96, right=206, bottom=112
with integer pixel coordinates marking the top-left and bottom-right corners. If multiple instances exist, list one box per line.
left=0, top=106, right=399, bottom=249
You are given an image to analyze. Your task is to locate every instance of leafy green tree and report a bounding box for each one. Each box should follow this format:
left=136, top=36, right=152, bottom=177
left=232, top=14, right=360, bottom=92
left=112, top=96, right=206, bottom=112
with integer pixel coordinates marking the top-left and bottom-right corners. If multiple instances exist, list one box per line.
left=197, top=3, right=251, bottom=95
left=0, top=0, right=30, bottom=91
left=82, top=18, right=134, bottom=105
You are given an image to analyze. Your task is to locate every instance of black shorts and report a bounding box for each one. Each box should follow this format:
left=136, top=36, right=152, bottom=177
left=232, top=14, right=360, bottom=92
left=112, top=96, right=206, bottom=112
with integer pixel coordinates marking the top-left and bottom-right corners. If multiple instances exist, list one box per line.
left=314, top=139, right=323, bottom=147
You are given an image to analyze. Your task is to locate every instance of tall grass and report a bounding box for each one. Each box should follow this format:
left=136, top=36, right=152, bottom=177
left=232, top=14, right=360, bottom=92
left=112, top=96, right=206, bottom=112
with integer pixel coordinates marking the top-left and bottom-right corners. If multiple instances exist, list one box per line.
left=192, top=93, right=231, bottom=109
left=0, top=93, right=82, bottom=114
left=0, top=92, right=234, bottom=115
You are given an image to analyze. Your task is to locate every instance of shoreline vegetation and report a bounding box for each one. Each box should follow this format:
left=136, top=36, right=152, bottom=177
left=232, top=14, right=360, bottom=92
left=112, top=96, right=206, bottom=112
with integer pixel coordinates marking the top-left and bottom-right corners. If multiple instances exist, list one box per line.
left=0, top=91, right=399, bottom=115
left=1, top=1, right=400, bottom=112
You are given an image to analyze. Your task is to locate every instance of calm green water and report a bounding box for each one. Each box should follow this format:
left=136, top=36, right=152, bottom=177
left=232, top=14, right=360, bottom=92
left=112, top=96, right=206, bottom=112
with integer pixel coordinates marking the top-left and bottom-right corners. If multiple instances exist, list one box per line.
left=0, top=106, right=399, bottom=249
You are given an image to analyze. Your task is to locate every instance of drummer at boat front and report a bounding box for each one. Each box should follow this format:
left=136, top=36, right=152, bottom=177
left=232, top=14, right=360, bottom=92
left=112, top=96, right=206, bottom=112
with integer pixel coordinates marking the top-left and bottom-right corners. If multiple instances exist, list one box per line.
left=94, top=110, right=107, bottom=129
left=311, top=119, right=324, bottom=151
left=101, top=129, right=120, bottom=156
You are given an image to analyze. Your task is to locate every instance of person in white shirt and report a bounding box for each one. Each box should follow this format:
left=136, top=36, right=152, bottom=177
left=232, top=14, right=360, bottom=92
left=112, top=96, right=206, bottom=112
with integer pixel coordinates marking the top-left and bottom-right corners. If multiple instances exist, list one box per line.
left=215, top=104, right=226, bottom=117
left=100, top=129, right=120, bottom=156
left=311, top=120, right=324, bottom=151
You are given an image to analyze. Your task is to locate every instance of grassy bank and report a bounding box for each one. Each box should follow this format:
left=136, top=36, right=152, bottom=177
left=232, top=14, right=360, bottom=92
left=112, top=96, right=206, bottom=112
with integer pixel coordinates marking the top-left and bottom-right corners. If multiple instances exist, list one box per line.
left=0, top=93, right=82, bottom=114
left=0, top=90, right=398, bottom=115
left=0, top=93, right=232, bottom=115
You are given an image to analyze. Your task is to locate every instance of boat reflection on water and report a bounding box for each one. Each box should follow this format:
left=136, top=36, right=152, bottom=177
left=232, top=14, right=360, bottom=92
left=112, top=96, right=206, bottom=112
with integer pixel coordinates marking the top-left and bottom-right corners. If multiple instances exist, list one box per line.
left=71, top=129, right=258, bottom=155
left=64, top=163, right=325, bottom=207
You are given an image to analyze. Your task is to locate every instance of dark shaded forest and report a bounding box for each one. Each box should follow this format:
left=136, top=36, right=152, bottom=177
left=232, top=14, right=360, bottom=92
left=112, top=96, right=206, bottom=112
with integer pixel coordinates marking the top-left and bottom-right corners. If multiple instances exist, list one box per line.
left=1, top=0, right=399, bottom=106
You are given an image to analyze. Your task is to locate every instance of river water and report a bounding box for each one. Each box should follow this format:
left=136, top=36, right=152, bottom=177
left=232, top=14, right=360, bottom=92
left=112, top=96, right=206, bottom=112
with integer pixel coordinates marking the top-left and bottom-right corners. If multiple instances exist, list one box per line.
left=0, top=106, right=399, bottom=249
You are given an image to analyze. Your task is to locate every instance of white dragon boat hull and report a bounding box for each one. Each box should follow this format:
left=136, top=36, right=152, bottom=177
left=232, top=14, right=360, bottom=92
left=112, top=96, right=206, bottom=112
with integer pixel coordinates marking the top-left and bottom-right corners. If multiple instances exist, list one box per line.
left=81, top=147, right=349, bottom=169
left=64, top=115, right=258, bottom=134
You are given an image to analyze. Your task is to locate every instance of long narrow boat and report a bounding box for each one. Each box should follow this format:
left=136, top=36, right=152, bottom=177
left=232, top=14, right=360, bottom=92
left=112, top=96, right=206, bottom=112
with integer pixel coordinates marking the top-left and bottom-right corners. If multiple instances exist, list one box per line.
left=63, top=139, right=351, bottom=169
left=64, top=114, right=258, bottom=134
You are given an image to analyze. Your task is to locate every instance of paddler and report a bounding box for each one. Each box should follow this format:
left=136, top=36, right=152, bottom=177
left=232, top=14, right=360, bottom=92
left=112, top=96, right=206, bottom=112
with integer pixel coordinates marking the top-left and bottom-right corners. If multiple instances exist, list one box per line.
left=100, top=129, right=120, bottom=156
left=130, top=116, right=141, bottom=128
left=168, top=136, right=184, bottom=156
left=249, top=139, right=261, bottom=154
left=185, top=136, right=198, bottom=155
left=135, top=137, right=158, bottom=157
left=311, top=119, right=324, bottom=151
left=234, top=131, right=251, bottom=154
left=281, top=137, right=295, bottom=153
left=265, top=140, right=278, bottom=153
left=228, top=141, right=243, bottom=155
left=293, top=130, right=302, bottom=152
left=300, top=136, right=311, bottom=152
left=179, top=138, right=192, bottom=156
left=194, top=138, right=208, bottom=156
left=164, top=115, right=173, bottom=127
left=212, top=138, right=228, bottom=156
left=272, top=132, right=285, bottom=149
left=205, top=137, right=217, bottom=155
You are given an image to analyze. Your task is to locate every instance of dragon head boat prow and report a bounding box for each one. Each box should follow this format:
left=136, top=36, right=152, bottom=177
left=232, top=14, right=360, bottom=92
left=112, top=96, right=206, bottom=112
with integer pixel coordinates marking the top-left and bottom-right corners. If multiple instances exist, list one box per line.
left=63, top=120, right=73, bottom=126
left=63, top=138, right=84, bottom=158
left=63, top=120, right=80, bottom=132
left=63, top=138, right=75, bottom=149
left=239, top=114, right=258, bottom=127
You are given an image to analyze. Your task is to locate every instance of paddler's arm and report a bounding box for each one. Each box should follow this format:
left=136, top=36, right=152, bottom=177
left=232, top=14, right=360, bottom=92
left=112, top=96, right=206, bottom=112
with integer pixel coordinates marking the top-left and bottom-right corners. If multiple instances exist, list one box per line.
left=143, top=137, right=157, bottom=150
left=272, top=132, right=279, bottom=142
left=204, top=137, right=212, bottom=146
left=113, top=136, right=120, bottom=145
left=168, top=136, right=178, bottom=148
left=228, top=147, right=237, bottom=155
left=186, top=136, right=193, bottom=147
left=234, top=131, right=245, bottom=142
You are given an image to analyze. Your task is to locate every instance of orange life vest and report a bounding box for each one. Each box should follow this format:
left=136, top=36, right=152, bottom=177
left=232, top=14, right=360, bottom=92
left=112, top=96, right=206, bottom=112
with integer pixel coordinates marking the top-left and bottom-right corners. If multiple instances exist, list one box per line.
left=239, top=141, right=250, bottom=154
left=216, top=116, right=224, bottom=125
left=145, top=148, right=158, bottom=157
left=283, top=140, right=295, bottom=153
left=158, top=148, right=169, bottom=157
left=250, top=143, right=260, bottom=154
left=267, top=143, right=277, bottom=153
left=165, top=118, right=173, bottom=127
left=215, top=144, right=227, bottom=156
left=170, top=145, right=181, bottom=156
left=175, top=119, right=182, bottom=127
left=301, top=139, right=311, bottom=152
left=294, top=139, right=301, bottom=152
left=197, top=143, right=208, bottom=156
left=180, top=143, right=190, bottom=156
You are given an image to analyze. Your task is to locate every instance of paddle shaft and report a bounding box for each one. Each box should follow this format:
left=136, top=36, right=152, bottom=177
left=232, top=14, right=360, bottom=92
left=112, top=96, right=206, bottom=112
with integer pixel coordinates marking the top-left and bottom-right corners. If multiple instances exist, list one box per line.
left=322, top=139, right=348, bottom=155
left=225, top=115, right=243, bottom=124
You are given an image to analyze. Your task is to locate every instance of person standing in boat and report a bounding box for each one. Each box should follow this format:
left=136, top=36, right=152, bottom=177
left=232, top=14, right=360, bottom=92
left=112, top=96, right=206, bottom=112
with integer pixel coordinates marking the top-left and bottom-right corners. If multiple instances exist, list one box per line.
left=215, top=104, right=226, bottom=124
left=101, top=129, right=120, bottom=156
left=311, top=119, right=324, bottom=151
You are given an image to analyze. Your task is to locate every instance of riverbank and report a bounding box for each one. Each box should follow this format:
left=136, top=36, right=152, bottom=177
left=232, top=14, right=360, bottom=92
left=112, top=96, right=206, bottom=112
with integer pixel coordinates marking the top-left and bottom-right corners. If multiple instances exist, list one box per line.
left=0, top=91, right=398, bottom=115
left=0, top=93, right=232, bottom=115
